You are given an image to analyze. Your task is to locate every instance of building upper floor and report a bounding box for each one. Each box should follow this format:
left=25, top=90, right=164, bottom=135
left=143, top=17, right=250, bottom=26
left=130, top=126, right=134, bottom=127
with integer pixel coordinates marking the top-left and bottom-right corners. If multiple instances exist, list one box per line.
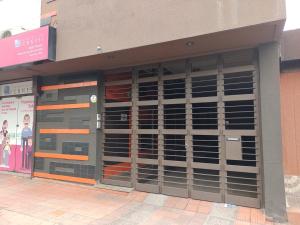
left=42, top=0, right=286, bottom=61
left=0, top=0, right=286, bottom=80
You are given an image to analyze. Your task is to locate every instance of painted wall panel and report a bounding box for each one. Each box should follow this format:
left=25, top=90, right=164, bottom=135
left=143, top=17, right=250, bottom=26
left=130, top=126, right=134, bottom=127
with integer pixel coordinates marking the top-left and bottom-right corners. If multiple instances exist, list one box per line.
left=281, top=71, right=300, bottom=176
left=33, top=75, right=98, bottom=184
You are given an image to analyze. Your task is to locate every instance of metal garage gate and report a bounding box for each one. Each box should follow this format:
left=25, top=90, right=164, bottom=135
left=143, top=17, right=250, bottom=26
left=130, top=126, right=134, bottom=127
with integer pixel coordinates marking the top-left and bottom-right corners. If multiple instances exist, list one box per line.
left=100, top=50, right=262, bottom=208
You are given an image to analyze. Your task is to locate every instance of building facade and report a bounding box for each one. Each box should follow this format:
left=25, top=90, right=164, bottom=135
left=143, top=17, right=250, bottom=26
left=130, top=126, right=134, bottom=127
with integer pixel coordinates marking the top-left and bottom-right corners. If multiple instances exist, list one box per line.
left=0, top=0, right=287, bottom=222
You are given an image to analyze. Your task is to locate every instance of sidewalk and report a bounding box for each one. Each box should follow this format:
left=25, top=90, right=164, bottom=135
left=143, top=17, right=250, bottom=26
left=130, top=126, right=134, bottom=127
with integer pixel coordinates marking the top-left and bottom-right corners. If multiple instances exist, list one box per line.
left=0, top=173, right=296, bottom=225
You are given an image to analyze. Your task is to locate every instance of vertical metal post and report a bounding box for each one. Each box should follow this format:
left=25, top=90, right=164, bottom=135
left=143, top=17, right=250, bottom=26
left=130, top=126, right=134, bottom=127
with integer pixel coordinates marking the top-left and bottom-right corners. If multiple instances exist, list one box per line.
left=131, top=70, right=138, bottom=187
left=185, top=60, right=193, bottom=196
left=217, top=55, right=226, bottom=201
left=157, top=65, right=164, bottom=192
left=253, top=53, right=263, bottom=207
left=96, top=74, right=104, bottom=182
left=30, top=76, right=39, bottom=179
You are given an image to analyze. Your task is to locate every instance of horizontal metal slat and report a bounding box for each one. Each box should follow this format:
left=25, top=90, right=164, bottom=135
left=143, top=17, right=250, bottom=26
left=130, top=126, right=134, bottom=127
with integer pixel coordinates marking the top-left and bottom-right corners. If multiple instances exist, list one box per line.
left=102, top=156, right=131, bottom=163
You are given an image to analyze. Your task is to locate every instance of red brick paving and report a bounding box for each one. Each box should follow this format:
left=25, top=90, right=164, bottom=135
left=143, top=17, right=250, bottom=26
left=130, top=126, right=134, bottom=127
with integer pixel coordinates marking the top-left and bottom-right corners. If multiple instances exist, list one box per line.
left=185, top=199, right=201, bottom=212
left=198, top=200, right=213, bottom=214
left=128, top=190, right=149, bottom=202
left=164, top=196, right=179, bottom=208
left=236, top=207, right=251, bottom=222
left=235, top=221, right=252, bottom=225
left=250, top=208, right=265, bottom=224
left=0, top=173, right=296, bottom=225
left=288, top=211, right=300, bottom=225
left=174, top=197, right=189, bottom=210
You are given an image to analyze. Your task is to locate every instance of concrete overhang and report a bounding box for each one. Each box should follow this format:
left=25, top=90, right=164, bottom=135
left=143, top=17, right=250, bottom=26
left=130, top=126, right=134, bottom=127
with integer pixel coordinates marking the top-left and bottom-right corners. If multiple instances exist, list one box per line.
left=0, top=20, right=285, bottom=81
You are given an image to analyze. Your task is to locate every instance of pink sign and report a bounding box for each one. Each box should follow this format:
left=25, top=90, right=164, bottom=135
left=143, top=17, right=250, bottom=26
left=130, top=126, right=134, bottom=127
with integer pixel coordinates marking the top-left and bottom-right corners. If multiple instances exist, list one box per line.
left=0, top=26, right=55, bottom=68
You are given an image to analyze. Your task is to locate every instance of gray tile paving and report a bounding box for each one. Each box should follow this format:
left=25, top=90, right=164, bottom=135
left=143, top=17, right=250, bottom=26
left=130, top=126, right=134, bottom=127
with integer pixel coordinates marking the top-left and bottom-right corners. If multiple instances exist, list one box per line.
left=123, top=204, right=159, bottom=223
left=204, top=216, right=234, bottom=225
left=209, top=204, right=237, bottom=220
left=143, top=193, right=169, bottom=206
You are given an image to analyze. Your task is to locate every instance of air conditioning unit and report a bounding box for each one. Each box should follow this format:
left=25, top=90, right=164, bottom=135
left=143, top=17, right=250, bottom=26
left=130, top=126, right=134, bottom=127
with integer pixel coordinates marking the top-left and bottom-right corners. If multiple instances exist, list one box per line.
left=0, top=30, right=12, bottom=39
left=0, top=28, right=26, bottom=39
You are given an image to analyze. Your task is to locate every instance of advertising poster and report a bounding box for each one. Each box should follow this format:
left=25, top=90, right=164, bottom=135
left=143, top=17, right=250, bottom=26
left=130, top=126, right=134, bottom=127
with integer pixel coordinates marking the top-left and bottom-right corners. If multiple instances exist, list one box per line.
left=0, top=97, right=19, bottom=172
left=0, top=96, right=34, bottom=174
left=15, top=96, right=34, bottom=173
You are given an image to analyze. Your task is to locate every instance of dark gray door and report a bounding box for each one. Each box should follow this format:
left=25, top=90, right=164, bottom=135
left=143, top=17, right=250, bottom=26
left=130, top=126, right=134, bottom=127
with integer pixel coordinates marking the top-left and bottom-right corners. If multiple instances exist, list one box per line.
left=34, top=77, right=98, bottom=184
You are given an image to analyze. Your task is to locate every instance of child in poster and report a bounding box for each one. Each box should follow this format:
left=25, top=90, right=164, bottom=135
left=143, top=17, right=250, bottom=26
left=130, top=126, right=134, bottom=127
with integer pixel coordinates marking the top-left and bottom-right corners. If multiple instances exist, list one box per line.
left=2, top=137, right=11, bottom=167
left=0, top=120, right=9, bottom=167
left=0, top=120, right=8, bottom=140
left=26, top=137, right=33, bottom=169
left=20, top=114, right=32, bottom=169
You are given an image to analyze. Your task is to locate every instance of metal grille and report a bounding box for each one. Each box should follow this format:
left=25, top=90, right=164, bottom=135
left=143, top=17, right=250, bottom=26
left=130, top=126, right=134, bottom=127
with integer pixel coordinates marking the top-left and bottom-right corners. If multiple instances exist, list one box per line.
left=163, top=79, right=185, bottom=99
left=227, top=136, right=257, bottom=167
left=226, top=171, right=259, bottom=201
left=224, top=71, right=254, bottom=96
left=101, top=73, right=132, bottom=187
left=138, top=106, right=158, bottom=129
left=105, top=82, right=132, bottom=103
left=100, top=50, right=261, bottom=208
left=137, top=164, right=159, bottom=185
left=225, top=100, right=255, bottom=130
left=104, top=134, right=130, bottom=158
left=164, top=135, right=186, bottom=161
left=138, top=134, right=158, bottom=158
left=163, top=166, right=188, bottom=193
left=193, top=135, right=219, bottom=164
left=193, top=169, right=221, bottom=194
left=139, top=81, right=158, bottom=101
left=192, top=75, right=218, bottom=97
left=104, top=107, right=131, bottom=129
left=164, top=104, right=186, bottom=129
left=222, top=62, right=261, bottom=207
left=192, top=103, right=218, bottom=129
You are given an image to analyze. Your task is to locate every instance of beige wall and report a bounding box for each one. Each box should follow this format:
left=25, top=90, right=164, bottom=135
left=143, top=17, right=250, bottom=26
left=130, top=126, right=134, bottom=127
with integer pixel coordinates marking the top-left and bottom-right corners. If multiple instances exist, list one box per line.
left=281, top=29, right=300, bottom=61
left=55, top=0, right=285, bottom=61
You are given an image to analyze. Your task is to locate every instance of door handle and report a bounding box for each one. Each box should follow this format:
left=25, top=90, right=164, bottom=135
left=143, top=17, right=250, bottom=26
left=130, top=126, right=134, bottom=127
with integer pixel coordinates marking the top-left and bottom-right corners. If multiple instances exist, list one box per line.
left=226, top=137, right=240, bottom=141
left=96, top=113, right=101, bottom=129
left=225, top=136, right=242, bottom=160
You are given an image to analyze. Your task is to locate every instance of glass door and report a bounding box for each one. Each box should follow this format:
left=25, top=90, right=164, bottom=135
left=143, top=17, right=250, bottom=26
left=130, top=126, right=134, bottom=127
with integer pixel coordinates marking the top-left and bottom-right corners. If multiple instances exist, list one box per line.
left=0, top=96, right=34, bottom=174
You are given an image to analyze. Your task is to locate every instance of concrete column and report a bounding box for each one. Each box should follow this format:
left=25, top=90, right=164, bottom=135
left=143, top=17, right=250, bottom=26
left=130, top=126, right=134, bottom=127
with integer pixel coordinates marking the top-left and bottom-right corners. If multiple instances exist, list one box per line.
left=258, top=42, right=287, bottom=222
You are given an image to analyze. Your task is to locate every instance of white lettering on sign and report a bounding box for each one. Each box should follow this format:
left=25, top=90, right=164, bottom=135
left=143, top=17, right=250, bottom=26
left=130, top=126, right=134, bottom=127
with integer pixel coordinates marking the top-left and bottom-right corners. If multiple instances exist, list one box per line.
left=0, top=81, right=33, bottom=97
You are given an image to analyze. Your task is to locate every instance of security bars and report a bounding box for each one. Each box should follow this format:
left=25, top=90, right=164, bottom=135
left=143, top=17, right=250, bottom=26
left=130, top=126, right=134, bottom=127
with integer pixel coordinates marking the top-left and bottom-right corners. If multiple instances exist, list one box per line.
left=101, top=50, right=261, bottom=208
